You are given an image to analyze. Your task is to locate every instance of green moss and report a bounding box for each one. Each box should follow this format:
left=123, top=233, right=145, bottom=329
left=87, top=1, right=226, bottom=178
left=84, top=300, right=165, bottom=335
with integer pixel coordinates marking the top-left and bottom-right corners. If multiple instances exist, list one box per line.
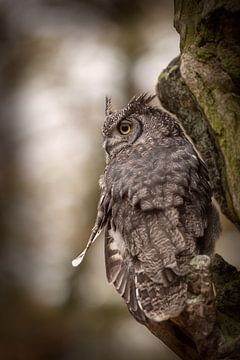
left=217, top=312, right=240, bottom=342
left=196, top=47, right=214, bottom=62
left=158, top=64, right=179, bottom=82
left=156, top=0, right=240, bottom=355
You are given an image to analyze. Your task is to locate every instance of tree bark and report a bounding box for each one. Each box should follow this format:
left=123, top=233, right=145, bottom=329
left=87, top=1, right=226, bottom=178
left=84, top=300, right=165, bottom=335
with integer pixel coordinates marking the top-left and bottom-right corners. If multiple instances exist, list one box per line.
left=146, top=255, right=240, bottom=359
left=147, top=0, right=240, bottom=358
left=157, top=0, right=240, bottom=229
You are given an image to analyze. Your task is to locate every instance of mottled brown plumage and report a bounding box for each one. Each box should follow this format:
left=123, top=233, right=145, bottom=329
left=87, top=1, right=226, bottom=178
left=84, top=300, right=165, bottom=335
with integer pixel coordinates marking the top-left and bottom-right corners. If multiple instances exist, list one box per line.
left=72, top=94, right=221, bottom=323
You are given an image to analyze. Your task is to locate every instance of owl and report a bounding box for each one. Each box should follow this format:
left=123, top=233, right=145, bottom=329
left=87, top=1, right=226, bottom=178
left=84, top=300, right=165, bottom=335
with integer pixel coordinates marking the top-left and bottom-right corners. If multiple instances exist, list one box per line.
left=72, top=94, right=221, bottom=323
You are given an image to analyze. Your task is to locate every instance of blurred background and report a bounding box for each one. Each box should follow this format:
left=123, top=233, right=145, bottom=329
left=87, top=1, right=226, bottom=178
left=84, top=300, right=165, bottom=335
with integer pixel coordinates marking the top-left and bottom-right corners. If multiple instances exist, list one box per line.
left=0, top=1, right=239, bottom=359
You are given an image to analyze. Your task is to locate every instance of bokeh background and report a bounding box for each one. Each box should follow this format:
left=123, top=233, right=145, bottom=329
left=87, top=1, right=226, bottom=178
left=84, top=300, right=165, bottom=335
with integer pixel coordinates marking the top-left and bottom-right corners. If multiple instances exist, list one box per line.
left=0, top=1, right=239, bottom=359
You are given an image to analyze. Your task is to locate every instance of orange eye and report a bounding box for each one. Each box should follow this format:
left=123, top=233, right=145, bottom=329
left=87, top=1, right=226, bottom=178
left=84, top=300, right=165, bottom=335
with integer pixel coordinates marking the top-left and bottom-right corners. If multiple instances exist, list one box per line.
left=118, top=121, right=132, bottom=135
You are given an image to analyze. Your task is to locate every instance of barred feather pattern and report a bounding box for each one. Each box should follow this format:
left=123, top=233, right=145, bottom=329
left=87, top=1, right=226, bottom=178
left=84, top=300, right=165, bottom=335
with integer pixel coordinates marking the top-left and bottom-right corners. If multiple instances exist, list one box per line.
left=77, top=94, right=221, bottom=323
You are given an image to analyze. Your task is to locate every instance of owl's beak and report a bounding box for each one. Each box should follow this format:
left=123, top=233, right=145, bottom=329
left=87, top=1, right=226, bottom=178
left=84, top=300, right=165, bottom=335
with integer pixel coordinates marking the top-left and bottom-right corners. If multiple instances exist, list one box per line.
left=104, top=139, right=111, bottom=154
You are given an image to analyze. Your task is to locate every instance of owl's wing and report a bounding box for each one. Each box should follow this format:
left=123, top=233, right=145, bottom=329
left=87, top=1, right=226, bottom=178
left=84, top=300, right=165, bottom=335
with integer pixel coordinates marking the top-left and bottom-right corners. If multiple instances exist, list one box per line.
left=105, top=214, right=188, bottom=322
left=119, top=141, right=212, bottom=249
left=72, top=189, right=111, bottom=267
left=105, top=140, right=214, bottom=322
left=105, top=223, right=146, bottom=323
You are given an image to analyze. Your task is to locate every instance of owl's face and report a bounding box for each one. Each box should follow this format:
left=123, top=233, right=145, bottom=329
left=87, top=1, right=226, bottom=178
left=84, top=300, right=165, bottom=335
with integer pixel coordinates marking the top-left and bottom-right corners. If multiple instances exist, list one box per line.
left=102, top=94, right=182, bottom=160
left=103, top=115, right=144, bottom=158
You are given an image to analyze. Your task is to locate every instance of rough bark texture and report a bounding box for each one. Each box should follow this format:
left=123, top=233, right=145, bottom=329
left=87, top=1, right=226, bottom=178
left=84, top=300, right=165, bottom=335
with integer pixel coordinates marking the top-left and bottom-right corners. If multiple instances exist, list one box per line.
left=146, top=255, right=240, bottom=359
left=157, top=0, right=240, bottom=229
left=147, top=0, right=240, bottom=359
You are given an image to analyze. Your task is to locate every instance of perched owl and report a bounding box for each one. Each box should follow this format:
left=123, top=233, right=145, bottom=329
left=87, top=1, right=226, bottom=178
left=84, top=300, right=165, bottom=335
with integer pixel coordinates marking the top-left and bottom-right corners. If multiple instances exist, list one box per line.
left=72, top=94, right=221, bottom=324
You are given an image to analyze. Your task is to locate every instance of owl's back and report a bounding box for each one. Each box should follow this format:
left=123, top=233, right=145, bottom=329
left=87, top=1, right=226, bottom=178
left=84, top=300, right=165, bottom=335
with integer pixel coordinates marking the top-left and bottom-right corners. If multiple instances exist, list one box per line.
left=104, top=136, right=219, bottom=322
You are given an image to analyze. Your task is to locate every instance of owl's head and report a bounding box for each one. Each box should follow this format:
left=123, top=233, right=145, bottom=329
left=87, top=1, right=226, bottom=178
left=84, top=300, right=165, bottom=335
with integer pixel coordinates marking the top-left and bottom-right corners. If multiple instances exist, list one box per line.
left=102, top=93, right=183, bottom=159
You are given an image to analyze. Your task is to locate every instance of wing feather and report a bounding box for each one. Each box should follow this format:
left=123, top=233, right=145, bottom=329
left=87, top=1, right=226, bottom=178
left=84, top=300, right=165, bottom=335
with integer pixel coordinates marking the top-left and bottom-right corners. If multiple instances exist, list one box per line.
left=105, top=226, right=146, bottom=323
left=104, top=138, right=215, bottom=322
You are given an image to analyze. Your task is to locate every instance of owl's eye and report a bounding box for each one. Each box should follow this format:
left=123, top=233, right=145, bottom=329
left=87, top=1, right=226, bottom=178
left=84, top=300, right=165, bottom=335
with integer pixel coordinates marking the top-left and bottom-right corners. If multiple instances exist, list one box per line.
left=118, top=121, right=132, bottom=135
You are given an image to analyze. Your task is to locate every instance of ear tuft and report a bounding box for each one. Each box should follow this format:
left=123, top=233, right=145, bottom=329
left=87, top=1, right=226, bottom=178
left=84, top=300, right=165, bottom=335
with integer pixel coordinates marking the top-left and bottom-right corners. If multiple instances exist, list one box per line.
left=126, top=93, right=156, bottom=113
left=105, top=96, right=113, bottom=116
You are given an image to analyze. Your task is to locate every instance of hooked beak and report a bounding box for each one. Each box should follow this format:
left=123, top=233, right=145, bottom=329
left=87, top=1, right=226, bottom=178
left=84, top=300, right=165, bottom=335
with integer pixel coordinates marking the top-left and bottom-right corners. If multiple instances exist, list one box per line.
left=103, top=139, right=112, bottom=155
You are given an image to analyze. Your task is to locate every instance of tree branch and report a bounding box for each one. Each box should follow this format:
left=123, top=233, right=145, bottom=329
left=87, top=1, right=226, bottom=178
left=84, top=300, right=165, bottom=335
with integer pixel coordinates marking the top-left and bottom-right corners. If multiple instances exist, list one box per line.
left=145, top=255, right=240, bottom=359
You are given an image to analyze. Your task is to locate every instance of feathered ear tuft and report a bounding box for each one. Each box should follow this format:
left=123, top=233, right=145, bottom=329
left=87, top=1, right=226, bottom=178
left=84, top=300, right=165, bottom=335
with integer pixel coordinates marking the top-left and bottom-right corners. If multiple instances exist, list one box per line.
left=135, top=93, right=156, bottom=104
left=127, top=93, right=156, bottom=110
left=105, top=96, right=113, bottom=116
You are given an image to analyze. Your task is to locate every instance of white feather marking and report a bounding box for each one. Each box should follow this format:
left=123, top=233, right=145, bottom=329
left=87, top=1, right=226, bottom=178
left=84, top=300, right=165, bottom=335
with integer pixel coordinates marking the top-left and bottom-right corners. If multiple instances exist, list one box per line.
left=135, top=274, right=144, bottom=311
left=72, top=228, right=102, bottom=267
left=72, top=248, right=87, bottom=267
left=108, top=229, right=125, bottom=255
left=111, top=253, right=123, bottom=262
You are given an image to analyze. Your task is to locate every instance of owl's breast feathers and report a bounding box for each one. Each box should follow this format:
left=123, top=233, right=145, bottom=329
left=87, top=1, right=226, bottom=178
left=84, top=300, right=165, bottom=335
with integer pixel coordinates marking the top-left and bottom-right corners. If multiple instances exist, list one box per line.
left=102, top=139, right=220, bottom=323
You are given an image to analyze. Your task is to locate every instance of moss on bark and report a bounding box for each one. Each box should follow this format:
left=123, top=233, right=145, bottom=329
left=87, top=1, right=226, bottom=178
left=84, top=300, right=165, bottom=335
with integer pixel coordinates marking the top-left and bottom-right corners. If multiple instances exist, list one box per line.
left=153, top=1, right=240, bottom=358
left=157, top=0, right=240, bottom=228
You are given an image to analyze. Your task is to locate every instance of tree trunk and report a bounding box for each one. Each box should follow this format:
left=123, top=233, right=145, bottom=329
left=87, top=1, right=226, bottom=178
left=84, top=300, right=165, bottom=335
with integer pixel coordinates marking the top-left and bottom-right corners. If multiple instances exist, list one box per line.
left=146, top=1, right=240, bottom=358
left=158, top=0, right=240, bottom=229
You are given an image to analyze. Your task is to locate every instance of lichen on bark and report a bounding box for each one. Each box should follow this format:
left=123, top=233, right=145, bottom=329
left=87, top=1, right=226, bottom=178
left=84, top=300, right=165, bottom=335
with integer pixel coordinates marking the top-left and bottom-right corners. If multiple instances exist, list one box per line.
left=151, top=0, right=240, bottom=358
left=157, top=0, right=240, bottom=228
left=172, top=0, right=240, bottom=228
left=145, top=255, right=240, bottom=359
